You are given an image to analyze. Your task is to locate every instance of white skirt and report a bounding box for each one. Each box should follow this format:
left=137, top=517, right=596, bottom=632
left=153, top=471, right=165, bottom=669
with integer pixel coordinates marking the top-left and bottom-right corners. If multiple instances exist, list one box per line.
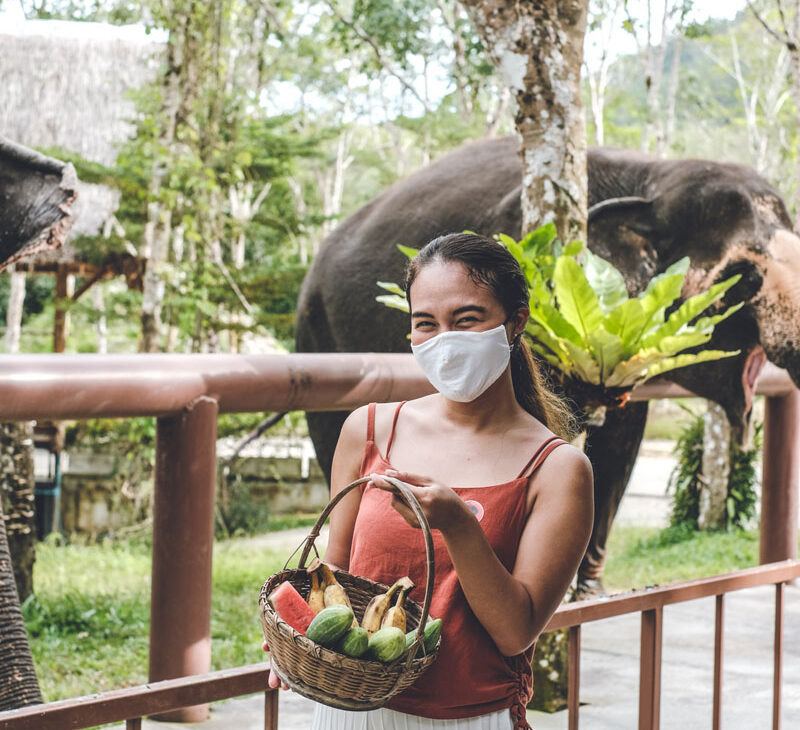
left=311, top=703, right=514, bottom=729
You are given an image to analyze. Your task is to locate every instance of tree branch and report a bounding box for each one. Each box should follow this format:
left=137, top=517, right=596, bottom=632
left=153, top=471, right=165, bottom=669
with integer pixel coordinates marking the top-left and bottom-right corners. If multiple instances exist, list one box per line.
left=746, top=1, right=793, bottom=47
left=321, top=0, right=429, bottom=111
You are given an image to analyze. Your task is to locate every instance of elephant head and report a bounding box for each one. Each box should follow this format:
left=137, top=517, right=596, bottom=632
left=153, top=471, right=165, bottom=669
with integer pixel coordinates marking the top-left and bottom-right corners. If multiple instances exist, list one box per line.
left=0, top=135, right=77, bottom=272
left=586, top=148, right=800, bottom=444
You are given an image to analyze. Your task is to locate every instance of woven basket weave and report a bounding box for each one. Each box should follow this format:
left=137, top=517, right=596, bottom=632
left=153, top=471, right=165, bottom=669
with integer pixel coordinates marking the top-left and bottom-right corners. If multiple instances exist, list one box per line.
left=259, top=475, right=440, bottom=710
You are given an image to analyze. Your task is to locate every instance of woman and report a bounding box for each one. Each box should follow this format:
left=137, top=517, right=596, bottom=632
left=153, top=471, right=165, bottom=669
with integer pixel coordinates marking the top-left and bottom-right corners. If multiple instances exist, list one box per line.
left=271, top=232, right=594, bottom=729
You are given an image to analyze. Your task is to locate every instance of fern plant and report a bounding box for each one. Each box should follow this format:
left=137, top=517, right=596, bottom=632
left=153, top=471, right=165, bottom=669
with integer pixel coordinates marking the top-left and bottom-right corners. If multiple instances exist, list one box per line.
left=377, top=224, right=743, bottom=404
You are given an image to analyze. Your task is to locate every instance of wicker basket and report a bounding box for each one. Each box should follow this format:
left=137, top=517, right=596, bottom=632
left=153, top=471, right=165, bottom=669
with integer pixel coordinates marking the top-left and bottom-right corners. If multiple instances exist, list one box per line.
left=259, top=475, right=440, bottom=710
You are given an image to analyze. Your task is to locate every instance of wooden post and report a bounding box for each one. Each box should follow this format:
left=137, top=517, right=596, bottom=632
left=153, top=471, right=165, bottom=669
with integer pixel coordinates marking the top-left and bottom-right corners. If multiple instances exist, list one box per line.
left=760, top=392, right=800, bottom=565
left=149, top=396, right=218, bottom=722
left=53, top=264, right=68, bottom=353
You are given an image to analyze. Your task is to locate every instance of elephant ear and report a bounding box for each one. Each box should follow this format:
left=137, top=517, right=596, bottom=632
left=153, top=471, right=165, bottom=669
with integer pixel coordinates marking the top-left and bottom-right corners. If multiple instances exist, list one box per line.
left=587, top=196, right=662, bottom=296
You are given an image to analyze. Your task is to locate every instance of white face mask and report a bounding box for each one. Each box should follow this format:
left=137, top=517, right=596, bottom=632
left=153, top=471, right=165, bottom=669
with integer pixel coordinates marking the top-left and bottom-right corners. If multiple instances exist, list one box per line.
left=411, top=323, right=512, bottom=402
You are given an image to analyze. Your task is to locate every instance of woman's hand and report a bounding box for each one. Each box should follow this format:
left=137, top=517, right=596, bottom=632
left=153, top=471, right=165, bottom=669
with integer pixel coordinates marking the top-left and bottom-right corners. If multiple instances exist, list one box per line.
left=262, top=640, right=288, bottom=690
left=368, top=468, right=471, bottom=535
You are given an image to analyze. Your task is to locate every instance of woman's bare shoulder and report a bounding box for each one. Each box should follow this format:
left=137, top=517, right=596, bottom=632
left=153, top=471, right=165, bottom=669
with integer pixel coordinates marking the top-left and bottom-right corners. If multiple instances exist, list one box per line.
left=535, top=441, right=594, bottom=495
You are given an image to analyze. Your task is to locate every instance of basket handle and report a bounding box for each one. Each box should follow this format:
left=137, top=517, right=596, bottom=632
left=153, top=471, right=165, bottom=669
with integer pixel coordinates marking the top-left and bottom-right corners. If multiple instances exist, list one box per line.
left=294, top=474, right=436, bottom=654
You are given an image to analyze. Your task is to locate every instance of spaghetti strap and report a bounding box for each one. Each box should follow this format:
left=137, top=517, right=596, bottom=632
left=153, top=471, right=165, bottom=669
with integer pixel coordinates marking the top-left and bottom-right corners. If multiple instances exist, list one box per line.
left=516, top=435, right=567, bottom=479
left=366, top=402, right=376, bottom=443
left=384, top=401, right=407, bottom=459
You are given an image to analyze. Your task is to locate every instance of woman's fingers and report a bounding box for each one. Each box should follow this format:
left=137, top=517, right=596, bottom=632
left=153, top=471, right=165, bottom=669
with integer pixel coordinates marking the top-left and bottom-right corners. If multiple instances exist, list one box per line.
left=263, top=642, right=289, bottom=691
left=385, top=468, right=432, bottom=485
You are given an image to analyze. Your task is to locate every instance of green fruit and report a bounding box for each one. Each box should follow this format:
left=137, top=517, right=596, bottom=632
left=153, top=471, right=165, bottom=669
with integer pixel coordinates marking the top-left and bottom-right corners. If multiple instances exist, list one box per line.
left=367, top=626, right=406, bottom=663
left=306, top=604, right=355, bottom=647
left=336, top=626, right=369, bottom=658
left=405, top=618, right=443, bottom=654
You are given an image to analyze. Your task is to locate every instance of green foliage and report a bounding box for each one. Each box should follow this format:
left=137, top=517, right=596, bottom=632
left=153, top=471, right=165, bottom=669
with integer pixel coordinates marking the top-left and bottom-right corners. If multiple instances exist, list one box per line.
left=667, top=407, right=762, bottom=530
left=603, top=525, right=763, bottom=592
left=666, top=410, right=705, bottom=528
left=25, top=535, right=287, bottom=701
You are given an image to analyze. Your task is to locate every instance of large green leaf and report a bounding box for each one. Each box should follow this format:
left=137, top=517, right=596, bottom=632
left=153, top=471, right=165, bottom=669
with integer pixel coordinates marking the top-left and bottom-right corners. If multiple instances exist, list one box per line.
left=646, top=349, right=741, bottom=378
left=586, top=329, right=624, bottom=382
left=397, top=244, right=420, bottom=260
left=563, top=340, right=602, bottom=384
left=603, top=298, right=648, bottom=356
left=554, top=256, right=604, bottom=341
left=526, top=322, right=572, bottom=365
left=517, top=223, right=557, bottom=257
left=642, top=274, right=741, bottom=348
left=375, top=294, right=410, bottom=312
left=584, top=250, right=628, bottom=313
left=377, top=281, right=405, bottom=296
left=654, top=331, right=713, bottom=355
left=604, top=348, right=668, bottom=388
left=529, top=302, right=583, bottom=344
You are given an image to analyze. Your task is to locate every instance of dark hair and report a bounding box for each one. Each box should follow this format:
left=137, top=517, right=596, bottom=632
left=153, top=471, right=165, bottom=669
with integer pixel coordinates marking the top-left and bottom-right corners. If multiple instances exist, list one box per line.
left=405, top=232, right=578, bottom=440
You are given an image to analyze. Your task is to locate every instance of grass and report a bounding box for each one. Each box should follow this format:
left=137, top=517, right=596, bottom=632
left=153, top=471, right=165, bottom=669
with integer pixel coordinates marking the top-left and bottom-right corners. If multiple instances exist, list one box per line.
left=24, top=523, right=792, bottom=703
left=25, top=536, right=287, bottom=702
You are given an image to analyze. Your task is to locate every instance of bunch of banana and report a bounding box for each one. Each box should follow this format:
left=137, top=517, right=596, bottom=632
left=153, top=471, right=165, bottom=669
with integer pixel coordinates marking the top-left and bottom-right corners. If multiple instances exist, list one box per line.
left=380, top=580, right=413, bottom=632
left=361, top=576, right=414, bottom=636
left=306, top=558, right=357, bottom=626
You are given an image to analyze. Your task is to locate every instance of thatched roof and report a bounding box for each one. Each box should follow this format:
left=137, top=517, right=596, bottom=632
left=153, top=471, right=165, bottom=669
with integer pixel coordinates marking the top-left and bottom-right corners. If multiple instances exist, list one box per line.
left=0, top=5, right=164, bottom=167
left=0, top=4, right=164, bottom=251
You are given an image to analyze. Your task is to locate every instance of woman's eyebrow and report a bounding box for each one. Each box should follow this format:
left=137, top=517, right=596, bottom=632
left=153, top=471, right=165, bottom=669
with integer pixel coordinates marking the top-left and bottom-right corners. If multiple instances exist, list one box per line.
left=410, top=305, right=487, bottom=318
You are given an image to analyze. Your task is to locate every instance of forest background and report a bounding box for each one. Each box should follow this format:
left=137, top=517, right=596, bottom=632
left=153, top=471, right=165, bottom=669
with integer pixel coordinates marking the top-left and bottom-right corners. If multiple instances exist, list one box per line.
left=4, top=0, right=796, bottom=362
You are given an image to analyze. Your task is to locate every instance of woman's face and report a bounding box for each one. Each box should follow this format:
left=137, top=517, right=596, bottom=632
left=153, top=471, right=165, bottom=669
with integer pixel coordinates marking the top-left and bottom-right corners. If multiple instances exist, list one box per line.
left=408, top=260, right=514, bottom=347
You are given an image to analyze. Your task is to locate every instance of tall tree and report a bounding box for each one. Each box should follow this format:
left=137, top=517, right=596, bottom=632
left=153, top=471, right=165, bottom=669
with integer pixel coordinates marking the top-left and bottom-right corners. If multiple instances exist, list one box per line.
left=624, top=0, right=693, bottom=156
left=746, top=0, right=800, bottom=217
left=460, top=0, right=589, bottom=242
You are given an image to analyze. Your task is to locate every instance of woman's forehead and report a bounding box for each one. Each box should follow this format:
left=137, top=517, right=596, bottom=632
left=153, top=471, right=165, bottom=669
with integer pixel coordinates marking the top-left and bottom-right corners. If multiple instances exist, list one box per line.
left=409, top=260, right=499, bottom=308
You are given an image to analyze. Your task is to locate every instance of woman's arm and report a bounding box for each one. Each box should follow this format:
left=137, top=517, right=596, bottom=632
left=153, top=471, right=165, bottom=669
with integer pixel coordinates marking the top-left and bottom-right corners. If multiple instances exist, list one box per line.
left=372, top=445, right=593, bottom=656
left=321, top=406, right=370, bottom=570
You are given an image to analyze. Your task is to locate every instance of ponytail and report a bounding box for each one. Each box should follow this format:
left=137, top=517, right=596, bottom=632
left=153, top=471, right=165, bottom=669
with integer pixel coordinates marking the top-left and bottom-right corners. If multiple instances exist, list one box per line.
left=511, top=337, right=579, bottom=441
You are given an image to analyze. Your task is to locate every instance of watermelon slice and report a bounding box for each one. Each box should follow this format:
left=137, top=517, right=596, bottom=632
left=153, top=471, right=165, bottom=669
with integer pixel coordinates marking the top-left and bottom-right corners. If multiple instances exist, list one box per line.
left=268, top=581, right=316, bottom=634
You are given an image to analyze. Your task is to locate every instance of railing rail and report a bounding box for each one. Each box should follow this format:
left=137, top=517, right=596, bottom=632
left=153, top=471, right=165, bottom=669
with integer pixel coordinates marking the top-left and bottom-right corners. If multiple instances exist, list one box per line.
left=1, top=560, right=796, bottom=730
left=0, top=353, right=797, bottom=726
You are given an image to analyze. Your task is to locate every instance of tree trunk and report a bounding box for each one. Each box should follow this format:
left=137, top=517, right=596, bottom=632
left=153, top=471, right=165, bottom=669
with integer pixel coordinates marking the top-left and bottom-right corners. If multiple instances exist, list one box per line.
left=698, top=402, right=731, bottom=530
left=4, top=266, right=25, bottom=354
left=93, top=285, right=108, bottom=354
left=463, top=0, right=588, bottom=242
left=0, top=426, right=42, bottom=711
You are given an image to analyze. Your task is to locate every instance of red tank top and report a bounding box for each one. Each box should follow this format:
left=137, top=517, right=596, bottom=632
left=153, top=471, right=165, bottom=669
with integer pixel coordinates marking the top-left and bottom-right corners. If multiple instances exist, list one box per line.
left=349, top=402, right=568, bottom=729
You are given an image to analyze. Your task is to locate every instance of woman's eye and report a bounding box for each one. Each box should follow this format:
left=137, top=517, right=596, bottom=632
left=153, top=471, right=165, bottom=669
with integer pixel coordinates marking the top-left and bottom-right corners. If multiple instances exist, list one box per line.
left=457, top=317, right=478, bottom=325
left=415, top=321, right=435, bottom=329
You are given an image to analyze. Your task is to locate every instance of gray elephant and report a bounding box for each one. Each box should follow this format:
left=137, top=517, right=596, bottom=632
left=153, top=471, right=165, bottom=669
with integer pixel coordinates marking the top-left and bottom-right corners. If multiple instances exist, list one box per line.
left=296, top=136, right=800, bottom=594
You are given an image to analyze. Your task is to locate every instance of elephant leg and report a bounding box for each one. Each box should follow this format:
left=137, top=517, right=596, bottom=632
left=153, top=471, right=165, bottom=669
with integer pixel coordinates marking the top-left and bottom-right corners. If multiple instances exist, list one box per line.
left=306, top=411, right=349, bottom=487
left=578, top=401, right=649, bottom=597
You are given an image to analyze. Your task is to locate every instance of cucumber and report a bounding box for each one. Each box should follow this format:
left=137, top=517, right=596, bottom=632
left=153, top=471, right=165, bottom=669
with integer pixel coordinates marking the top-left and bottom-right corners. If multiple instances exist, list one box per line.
left=306, top=604, right=355, bottom=647
left=405, top=618, right=443, bottom=654
left=336, top=626, right=369, bottom=658
left=367, top=626, right=406, bottom=663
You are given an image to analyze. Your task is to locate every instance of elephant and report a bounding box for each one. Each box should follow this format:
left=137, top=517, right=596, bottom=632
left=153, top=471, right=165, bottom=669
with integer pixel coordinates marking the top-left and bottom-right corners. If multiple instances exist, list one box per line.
left=0, top=136, right=74, bottom=709
left=295, top=135, right=800, bottom=595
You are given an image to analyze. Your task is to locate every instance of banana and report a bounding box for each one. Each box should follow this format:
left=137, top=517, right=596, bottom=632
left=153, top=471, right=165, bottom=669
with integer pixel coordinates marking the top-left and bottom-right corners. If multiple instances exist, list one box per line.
left=380, top=578, right=414, bottom=633
left=362, top=577, right=413, bottom=636
left=307, top=558, right=357, bottom=627
left=319, top=562, right=353, bottom=610
left=306, top=569, right=325, bottom=614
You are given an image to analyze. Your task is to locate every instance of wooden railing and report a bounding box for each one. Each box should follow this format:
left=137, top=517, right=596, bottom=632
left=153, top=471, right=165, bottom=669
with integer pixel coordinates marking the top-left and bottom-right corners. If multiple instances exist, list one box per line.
left=0, top=353, right=797, bottom=727
left=1, top=560, right=797, bottom=730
